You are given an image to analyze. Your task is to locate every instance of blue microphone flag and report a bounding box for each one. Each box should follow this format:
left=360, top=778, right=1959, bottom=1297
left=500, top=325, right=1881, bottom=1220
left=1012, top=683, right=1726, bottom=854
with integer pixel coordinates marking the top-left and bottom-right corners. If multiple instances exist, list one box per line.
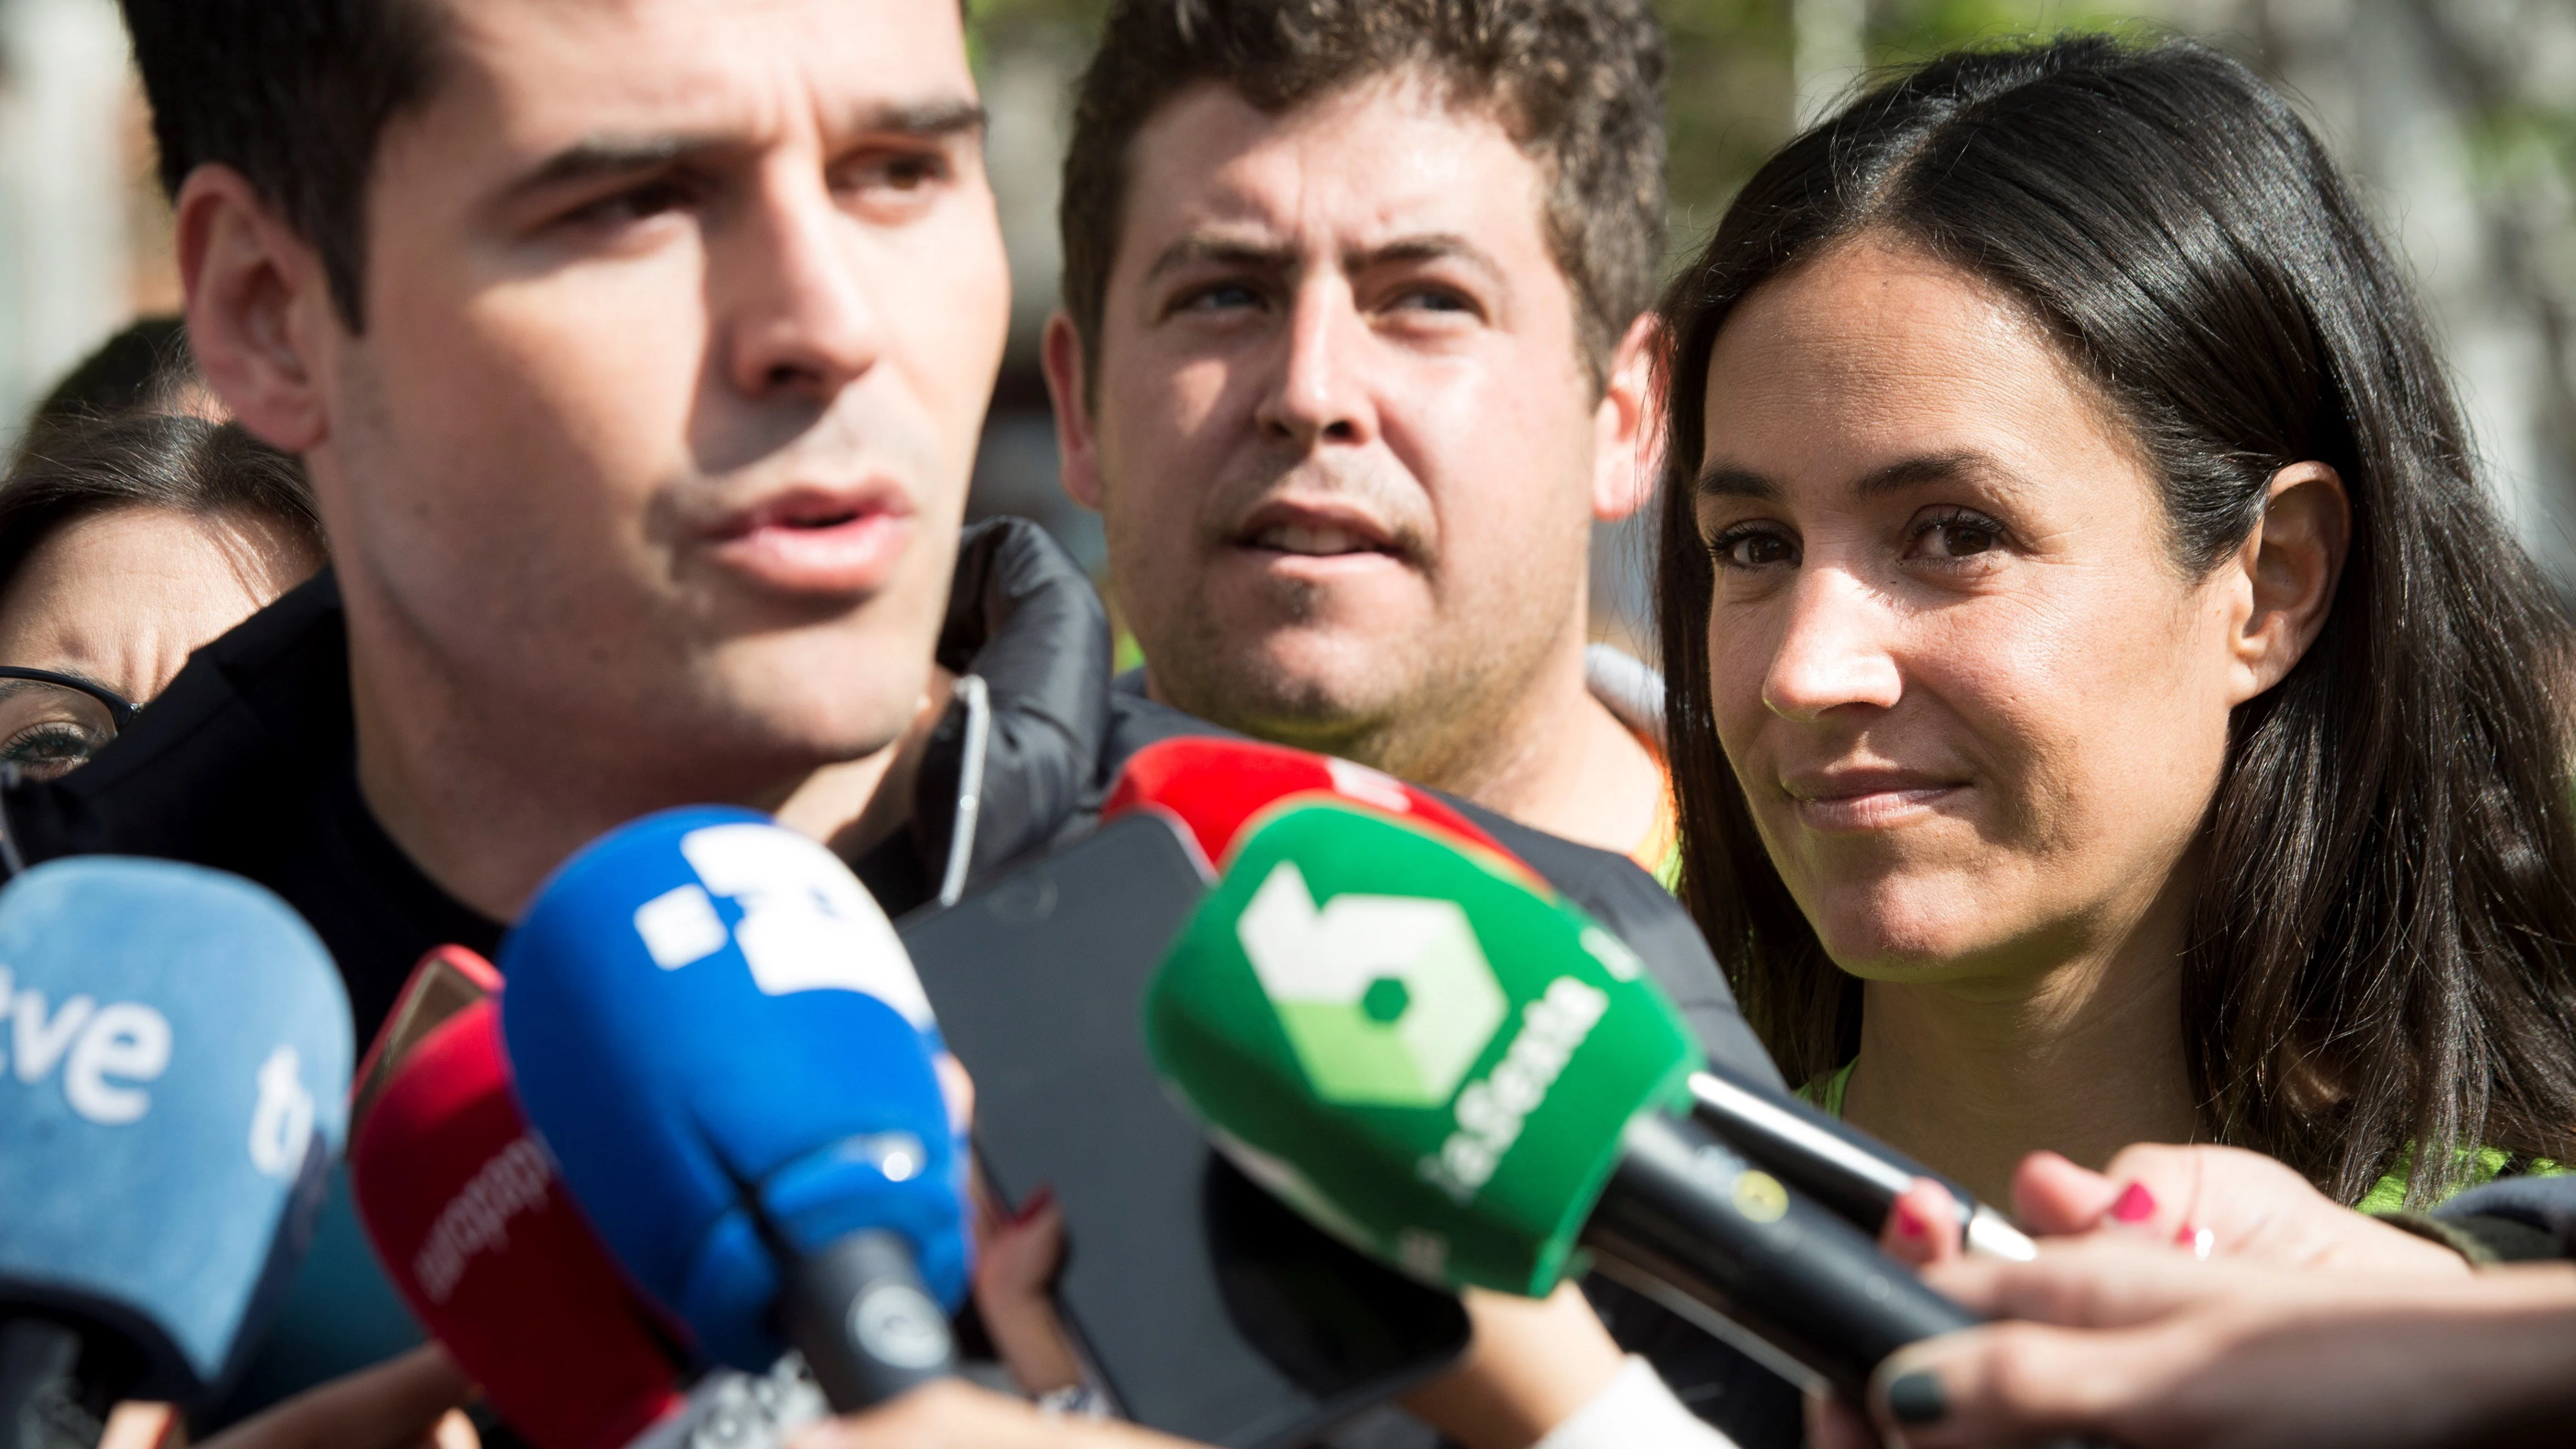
left=0, top=857, right=350, bottom=1402
left=499, top=809, right=965, bottom=1374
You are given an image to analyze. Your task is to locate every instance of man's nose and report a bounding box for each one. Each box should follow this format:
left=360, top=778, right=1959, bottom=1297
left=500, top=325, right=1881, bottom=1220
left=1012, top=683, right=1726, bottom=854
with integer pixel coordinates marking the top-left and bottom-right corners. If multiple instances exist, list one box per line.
left=1759, top=566, right=1905, bottom=722
left=1253, top=278, right=1376, bottom=450
left=719, top=174, right=883, bottom=404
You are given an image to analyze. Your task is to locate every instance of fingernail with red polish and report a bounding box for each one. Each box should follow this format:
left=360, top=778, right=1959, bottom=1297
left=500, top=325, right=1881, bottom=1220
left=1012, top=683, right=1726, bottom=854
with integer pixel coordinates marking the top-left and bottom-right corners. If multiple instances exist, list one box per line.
left=1893, top=1201, right=1927, bottom=1240
left=1013, top=1185, right=1056, bottom=1223
left=2110, top=1181, right=2157, bottom=1224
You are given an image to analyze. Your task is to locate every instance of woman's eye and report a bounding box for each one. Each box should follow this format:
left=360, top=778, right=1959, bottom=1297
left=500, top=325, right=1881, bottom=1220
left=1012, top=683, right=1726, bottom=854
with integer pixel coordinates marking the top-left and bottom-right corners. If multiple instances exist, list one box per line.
left=0, top=723, right=104, bottom=780
left=1912, top=511, right=2003, bottom=560
left=1711, top=528, right=1797, bottom=569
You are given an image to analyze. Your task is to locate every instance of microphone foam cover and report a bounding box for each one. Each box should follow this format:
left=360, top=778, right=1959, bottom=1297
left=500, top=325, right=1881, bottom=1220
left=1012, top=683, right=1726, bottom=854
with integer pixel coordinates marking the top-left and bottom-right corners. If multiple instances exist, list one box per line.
left=499, top=808, right=966, bottom=1373
left=0, top=857, right=350, bottom=1402
left=1145, top=803, right=1696, bottom=1298
left=351, top=991, right=685, bottom=1449
left=1104, top=737, right=1519, bottom=873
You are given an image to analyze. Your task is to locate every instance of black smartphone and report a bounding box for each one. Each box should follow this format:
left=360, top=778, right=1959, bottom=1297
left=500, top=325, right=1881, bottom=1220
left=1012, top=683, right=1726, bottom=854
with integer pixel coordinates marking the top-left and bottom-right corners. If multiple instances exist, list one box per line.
left=898, top=813, right=1471, bottom=1448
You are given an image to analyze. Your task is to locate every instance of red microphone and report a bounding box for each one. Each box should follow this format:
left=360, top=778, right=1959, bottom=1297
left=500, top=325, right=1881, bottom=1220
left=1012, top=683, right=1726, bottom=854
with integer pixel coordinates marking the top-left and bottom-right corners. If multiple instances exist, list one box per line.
left=1103, top=737, right=1532, bottom=876
left=349, top=949, right=687, bottom=1449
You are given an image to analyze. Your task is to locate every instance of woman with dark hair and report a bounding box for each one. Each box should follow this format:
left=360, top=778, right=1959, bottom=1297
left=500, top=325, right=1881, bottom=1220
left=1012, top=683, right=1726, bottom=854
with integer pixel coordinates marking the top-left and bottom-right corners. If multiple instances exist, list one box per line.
left=0, top=411, right=324, bottom=778
left=1655, top=35, right=2576, bottom=1216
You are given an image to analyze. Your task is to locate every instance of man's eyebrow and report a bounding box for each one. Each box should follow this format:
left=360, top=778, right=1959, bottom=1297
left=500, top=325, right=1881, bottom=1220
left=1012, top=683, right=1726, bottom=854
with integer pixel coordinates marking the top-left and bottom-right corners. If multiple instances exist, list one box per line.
left=497, top=134, right=730, bottom=207
left=1142, top=235, right=1296, bottom=284
left=1349, top=232, right=1505, bottom=284
left=495, top=100, right=988, bottom=207
left=1141, top=231, right=1509, bottom=288
left=852, top=98, right=989, bottom=143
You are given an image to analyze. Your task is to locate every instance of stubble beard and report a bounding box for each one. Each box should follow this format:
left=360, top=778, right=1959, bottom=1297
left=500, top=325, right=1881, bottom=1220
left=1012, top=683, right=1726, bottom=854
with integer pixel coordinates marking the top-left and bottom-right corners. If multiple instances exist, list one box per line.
left=1143, top=560, right=1575, bottom=801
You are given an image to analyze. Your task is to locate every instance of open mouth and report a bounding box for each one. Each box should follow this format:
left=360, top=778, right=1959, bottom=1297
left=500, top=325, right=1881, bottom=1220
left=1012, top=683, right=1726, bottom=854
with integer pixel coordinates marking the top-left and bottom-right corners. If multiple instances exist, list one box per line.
left=1243, top=521, right=1401, bottom=558
left=705, top=484, right=914, bottom=594
left=1231, top=500, right=1409, bottom=564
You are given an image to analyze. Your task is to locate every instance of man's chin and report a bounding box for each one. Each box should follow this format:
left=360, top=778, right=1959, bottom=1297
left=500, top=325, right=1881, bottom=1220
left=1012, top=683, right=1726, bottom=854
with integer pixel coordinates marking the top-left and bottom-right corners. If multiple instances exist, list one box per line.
left=1149, top=632, right=1419, bottom=741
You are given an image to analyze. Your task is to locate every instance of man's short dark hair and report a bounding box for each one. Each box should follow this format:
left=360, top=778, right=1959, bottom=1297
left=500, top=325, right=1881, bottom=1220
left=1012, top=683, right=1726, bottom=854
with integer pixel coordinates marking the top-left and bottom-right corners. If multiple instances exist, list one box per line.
left=120, top=0, right=451, bottom=331
left=1059, top=0, right=1667, bottom=405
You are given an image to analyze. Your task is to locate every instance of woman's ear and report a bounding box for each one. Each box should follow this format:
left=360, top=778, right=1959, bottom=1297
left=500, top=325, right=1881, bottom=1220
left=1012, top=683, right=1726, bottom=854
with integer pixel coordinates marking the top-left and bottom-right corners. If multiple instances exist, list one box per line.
left=2225, top=460, right=2350, bottom=704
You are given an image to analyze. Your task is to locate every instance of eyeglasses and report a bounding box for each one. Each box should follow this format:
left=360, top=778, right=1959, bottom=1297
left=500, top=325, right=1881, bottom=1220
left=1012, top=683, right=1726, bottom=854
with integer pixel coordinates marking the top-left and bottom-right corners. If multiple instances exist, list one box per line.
left=0, top=668, right=138, bottom=781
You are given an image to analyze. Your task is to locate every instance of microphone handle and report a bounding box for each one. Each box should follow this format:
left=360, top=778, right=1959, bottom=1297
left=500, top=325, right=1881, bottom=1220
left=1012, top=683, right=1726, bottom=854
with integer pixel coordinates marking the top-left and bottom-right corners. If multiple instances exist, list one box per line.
left=1584, top=1115, right=2117, bottom=1449
left=1582, top=1110, right=1973, bottom=1401
left=778, top=1230, right=955, bottom=1412
left=1686, top=1069, right=2037, bottom=1260
left=0, top=1319, right=96, bottom=1449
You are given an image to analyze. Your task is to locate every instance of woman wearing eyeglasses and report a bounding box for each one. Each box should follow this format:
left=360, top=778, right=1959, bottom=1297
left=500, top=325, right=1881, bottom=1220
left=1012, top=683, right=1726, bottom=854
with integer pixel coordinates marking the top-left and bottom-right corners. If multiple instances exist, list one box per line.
left=0, top=410, right=324, bottom=779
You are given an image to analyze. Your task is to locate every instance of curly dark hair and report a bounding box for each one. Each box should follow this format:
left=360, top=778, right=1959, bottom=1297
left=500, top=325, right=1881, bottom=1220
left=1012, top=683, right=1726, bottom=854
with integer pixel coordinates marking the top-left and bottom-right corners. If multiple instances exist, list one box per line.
left=1656, top=36, right=2576, bottom=1206
left=1058, top=0, right=1667, bottom=405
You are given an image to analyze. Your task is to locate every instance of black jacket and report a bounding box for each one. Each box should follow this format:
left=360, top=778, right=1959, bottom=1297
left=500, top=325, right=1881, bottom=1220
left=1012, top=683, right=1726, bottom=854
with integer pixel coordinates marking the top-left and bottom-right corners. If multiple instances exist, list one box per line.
left=1, top=518, right=1796, bottom=1443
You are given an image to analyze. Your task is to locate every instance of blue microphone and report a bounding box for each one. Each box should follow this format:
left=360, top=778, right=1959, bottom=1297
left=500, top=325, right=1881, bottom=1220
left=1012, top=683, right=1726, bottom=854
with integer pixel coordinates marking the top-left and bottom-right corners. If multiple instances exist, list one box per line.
left=0, top=858, right=349, bottom=1444
left=498, top=809, right=965, bottom=1411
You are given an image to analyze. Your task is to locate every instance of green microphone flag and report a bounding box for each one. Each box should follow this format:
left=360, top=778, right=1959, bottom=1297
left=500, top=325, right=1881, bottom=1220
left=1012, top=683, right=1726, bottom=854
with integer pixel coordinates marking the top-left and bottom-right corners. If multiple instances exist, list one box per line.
left=1145, top=801, right=1700, bottom=1297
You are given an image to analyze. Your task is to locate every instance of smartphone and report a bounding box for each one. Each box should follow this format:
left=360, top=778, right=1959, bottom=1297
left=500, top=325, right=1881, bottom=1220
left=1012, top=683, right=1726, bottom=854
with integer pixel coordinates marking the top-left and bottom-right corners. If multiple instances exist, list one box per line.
left=899, top=813, right=1471, bottom=1448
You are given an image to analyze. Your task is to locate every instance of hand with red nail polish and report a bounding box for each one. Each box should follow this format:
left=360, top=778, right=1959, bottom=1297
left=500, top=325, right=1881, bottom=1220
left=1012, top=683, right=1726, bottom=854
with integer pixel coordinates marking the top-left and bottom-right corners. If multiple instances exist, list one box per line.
left=2007, top=1144, right=2473, bottom=1277
left=1878, top=1178, right=1964, bottom=1269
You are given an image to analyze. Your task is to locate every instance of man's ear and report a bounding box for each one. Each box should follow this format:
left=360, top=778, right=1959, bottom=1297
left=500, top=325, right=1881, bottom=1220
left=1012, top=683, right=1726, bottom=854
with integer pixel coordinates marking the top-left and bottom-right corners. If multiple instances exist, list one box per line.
left=174, top=164, right=338, bottom=454
left=1041, top=311, right=1103, bottom=512
left=2224, top=460, right=2351, bottom=705
left=1591, top=312, right=1662, bottom=524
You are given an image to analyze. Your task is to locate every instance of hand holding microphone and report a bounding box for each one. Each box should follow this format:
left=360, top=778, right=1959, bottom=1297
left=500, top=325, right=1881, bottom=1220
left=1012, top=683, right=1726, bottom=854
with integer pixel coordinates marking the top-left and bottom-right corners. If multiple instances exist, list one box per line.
left=1142, top=802, right=1987, bottom=1405
left=0, top=858, right=350, bottom=1449
left=499, top=809, right=968, bottom=1413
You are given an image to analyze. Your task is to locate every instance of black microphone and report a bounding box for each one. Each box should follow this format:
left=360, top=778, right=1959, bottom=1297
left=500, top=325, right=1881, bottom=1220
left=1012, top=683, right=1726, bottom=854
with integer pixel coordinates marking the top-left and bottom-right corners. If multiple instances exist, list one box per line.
left=1686, top=1066, right=2037, bottom=1260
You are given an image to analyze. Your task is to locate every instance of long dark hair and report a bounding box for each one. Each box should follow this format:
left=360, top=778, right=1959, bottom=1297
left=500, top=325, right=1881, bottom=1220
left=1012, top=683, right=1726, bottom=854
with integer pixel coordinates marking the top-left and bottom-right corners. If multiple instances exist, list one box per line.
left=1656, top=36, right=2576, bottom=1204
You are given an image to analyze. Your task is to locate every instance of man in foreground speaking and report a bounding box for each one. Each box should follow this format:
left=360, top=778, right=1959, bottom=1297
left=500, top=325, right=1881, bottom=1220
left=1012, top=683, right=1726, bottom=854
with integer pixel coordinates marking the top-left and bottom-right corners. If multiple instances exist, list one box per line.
left=1046, top=0, right=1679, bottom=877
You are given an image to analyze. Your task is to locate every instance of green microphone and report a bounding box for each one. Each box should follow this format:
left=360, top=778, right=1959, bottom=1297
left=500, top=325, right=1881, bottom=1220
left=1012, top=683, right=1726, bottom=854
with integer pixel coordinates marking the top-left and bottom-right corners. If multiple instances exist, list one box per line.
left=1145, top=801, right=1988, bottom=1402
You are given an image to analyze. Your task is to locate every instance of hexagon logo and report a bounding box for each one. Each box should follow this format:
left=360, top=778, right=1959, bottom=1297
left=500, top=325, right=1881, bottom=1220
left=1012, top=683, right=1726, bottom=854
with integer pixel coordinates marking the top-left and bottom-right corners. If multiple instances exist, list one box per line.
left=1234, top=860, right=1508, bottom=1107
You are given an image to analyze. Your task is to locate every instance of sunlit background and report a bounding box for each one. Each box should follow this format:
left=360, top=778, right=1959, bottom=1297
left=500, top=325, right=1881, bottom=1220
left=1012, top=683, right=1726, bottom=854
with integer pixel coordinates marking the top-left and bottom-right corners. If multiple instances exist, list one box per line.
left=3, top=0, right=2572, bottom=653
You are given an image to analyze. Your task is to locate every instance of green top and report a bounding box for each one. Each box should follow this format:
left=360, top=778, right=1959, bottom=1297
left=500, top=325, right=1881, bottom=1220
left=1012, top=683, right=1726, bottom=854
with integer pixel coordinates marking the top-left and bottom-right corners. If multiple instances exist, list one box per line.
left=1796, top=1061, right=2562, bottom=1214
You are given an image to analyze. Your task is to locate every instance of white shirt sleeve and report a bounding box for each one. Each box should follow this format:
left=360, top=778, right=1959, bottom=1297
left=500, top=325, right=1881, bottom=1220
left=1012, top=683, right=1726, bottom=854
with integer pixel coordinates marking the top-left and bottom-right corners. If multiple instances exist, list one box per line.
left=1531, top=1356, right=1744, bottom=1449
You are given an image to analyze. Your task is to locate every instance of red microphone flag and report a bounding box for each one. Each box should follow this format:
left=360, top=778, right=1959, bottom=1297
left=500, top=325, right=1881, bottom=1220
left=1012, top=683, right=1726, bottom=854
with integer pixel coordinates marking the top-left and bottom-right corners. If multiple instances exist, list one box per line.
left=350, top=951, right=687, bottom=1449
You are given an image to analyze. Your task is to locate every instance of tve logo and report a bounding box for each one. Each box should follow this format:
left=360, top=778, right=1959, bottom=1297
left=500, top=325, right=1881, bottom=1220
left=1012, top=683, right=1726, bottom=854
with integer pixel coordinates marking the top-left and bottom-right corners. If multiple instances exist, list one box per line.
left=0, top=962, right=172, bottom=1125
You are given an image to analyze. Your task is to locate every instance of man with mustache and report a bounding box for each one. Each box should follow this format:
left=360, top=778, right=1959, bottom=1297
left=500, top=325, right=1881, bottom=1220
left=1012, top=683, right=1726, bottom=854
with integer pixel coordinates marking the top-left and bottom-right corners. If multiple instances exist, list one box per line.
left=1046, top=0, right=1677, bottom=878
